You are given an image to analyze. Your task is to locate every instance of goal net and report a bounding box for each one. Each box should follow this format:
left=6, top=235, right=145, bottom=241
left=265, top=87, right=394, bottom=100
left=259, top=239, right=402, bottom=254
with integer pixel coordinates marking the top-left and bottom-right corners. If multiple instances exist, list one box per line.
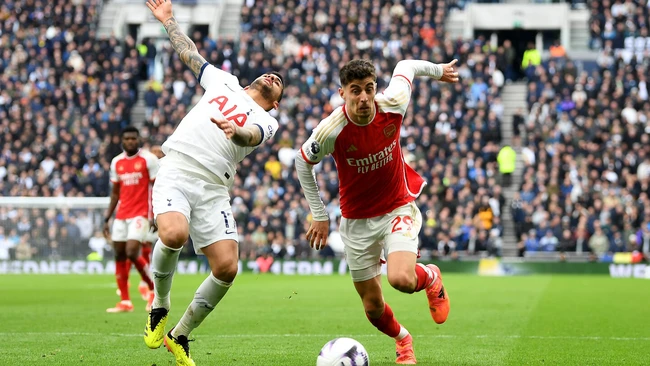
left=0, top=197, right=109, bottom=263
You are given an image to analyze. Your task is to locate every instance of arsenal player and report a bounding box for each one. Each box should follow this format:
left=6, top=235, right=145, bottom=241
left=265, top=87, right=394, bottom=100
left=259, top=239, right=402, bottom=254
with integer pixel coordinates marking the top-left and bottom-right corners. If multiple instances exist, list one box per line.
left=296, top=59, right=459, bottom=364
left=104, top=126, right=159, bottom=313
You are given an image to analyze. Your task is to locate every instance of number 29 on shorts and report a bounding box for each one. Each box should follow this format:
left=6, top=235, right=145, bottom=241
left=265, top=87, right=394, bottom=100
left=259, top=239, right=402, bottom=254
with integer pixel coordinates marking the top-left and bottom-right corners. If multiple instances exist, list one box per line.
left=391, top=216, right=413, bottom=233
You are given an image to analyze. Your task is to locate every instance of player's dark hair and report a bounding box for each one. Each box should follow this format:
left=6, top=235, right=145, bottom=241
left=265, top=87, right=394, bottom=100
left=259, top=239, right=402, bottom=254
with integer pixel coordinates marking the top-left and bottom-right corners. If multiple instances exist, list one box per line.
left=271, top=71, right=284, bottom=103
left=121, top=126, right=139, bottom=136
left=339, top=60, right=377, bottom=87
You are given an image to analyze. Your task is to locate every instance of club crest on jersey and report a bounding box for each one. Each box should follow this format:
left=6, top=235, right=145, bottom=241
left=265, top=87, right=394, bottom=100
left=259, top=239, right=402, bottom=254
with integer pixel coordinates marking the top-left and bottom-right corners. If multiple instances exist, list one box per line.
left=134, top=162, right=142, bottom=171
left=383, top=124, right=397, bottom=138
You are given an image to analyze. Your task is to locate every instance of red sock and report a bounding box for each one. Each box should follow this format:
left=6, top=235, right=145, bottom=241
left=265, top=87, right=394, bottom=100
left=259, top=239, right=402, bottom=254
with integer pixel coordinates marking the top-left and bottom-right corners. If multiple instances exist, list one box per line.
left=116, top=260, right=130, bottom=301
left=141, top=245, right=152, bottom=265
left=134, top=256, right=154, bottom=290
left=414, top=263, right=434, bottom=292
left=366, top=303, right=401, bottom=338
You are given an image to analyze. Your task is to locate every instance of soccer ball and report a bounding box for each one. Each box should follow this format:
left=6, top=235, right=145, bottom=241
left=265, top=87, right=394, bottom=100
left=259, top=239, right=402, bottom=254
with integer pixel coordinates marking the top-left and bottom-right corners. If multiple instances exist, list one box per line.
left=316, top=337, right=369, bottom=366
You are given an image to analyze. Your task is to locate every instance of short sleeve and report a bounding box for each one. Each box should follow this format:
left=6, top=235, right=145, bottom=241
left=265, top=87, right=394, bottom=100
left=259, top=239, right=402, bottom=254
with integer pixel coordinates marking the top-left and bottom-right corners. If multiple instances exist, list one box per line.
left=198, top=63, right=240, bottom=90
left=299, top=109, right=344, bottom=164
left=144, top=152, right=160, bottom=181
left=253, top=116, right=279, bottom=146
left=109, top=158, right=119, bottom=183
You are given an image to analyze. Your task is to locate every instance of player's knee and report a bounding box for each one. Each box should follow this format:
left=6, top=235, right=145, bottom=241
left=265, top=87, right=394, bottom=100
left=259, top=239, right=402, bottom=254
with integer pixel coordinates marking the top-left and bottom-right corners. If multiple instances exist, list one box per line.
left=388, top=272, right=416, bottom=293
left=125, top=246, right=140, bottom=261
left=158, top=225, right=188, bottom=248
left=212, top=259, right=238, bottom=283
left=114, top=252, right=127, bottom=261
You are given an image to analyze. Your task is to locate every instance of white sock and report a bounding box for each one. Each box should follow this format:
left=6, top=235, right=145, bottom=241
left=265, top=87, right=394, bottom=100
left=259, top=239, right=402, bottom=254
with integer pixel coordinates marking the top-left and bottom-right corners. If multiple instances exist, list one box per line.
left=172, top=273, right=232, bottom=338
left=395, top=326, right=410, bottom=341
left=151, top=239, right=182, bottom=310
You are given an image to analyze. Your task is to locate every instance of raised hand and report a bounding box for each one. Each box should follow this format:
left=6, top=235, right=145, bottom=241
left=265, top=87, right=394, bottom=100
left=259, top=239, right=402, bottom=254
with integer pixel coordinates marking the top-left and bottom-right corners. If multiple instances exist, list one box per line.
left=439, top=59, right=460, bottom=83
left=146, top=0, right=173, bottom=23
left=211, top=116, right=236, bottom=139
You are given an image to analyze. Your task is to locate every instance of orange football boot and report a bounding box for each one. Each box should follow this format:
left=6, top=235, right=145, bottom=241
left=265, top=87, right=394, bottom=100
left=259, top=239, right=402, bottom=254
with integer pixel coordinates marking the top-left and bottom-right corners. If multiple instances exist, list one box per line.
left=106, top=300, right=134, bottom=313
left=395, top=334, right=416, bottom=364
left=425, top=264, right=450, bottom=324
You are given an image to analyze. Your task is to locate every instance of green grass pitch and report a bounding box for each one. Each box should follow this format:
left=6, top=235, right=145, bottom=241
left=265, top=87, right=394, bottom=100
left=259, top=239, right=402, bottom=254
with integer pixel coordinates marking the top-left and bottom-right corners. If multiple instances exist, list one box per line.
left=1, top=273, right=648, bottom=365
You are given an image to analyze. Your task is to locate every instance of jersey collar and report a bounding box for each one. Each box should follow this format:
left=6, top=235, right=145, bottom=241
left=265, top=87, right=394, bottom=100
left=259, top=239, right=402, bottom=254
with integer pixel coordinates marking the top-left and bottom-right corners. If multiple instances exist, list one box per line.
left=123, top=149, right=141, bottom=159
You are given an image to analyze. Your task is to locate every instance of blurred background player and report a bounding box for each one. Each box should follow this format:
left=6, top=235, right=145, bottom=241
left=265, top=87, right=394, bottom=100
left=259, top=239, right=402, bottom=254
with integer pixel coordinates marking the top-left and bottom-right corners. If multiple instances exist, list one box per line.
left=104, top=126, right=160, bottom=313
left=143, top=0, right=284, bottom=364
left=296, top=59, right=458, bottom=364
left=138, top=144, right=165, bottom=297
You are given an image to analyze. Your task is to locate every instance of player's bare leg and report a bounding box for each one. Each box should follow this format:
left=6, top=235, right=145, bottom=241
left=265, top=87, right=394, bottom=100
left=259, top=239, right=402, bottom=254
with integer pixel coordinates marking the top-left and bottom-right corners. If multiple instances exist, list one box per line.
left=164, top=239, right=237, bottom=365
left=386, top=251, right=450, bottom=324
left=107, top=241, right=134, bottom=313
left=353, top=273, right=415, bottom=364
left=126, top=240, right=154, bottom=309
left=144, top=211, right=188, bottom=349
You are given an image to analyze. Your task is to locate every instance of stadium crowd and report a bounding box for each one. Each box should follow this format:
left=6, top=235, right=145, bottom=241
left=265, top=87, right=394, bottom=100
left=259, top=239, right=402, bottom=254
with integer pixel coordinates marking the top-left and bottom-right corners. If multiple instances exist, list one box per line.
left=518, top=34, right=650, bottom=258
left=3, top=0, right=513, bottom=261
left=588, top=0, right=650, bottom=51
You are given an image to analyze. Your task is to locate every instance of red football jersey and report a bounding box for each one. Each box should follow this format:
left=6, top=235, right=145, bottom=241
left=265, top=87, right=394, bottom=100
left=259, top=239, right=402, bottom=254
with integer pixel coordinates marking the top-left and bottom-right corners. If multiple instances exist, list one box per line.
left=300, top=75, right=425, bottom=219
left=110, top=150, right=159, bottom=220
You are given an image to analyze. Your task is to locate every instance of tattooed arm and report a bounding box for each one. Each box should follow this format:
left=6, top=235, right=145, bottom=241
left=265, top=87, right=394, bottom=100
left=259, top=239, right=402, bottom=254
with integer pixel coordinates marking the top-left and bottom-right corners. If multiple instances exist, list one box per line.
left=146, top=0, right=206, bottom=77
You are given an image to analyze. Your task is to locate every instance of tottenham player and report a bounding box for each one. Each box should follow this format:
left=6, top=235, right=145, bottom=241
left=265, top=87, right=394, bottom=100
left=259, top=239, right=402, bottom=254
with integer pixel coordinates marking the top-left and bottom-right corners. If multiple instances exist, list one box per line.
left=296, top=59, right=458, bottom=364
left=143, top=0, right=283, bottom=364
left=105, top=126, right=159, bottom=313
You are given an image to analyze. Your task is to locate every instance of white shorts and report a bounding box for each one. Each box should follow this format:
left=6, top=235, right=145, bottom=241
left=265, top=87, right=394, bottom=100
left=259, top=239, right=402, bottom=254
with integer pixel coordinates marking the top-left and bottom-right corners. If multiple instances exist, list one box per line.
left=152, top=151, right=238, bottom=254
left=341, top=201, right=422, bottom=282
left=144, top=227, right=159, bottom=244
left=111, top=216, right=150, bottom=243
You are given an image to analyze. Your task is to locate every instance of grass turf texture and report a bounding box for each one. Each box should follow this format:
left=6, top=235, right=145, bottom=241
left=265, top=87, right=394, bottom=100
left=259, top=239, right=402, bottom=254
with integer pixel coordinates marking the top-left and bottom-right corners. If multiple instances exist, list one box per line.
left=1, top=273, right=648, bottom=365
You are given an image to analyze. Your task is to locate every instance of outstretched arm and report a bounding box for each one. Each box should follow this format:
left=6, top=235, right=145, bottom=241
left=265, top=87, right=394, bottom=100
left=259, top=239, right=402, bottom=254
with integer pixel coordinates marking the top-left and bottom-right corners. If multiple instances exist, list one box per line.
left=393, top=59, right=459, bottom=83
left=381, top=59, right=459, bottom=116
left=210, top=117, right=263, bottom=147
left=146, top=0, right=207, bottom=77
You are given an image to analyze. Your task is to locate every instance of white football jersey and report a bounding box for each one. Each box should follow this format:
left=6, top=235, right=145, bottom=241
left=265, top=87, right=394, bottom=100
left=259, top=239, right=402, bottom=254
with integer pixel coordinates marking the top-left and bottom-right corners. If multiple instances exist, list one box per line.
left=162, top=63, right=279, bottom=186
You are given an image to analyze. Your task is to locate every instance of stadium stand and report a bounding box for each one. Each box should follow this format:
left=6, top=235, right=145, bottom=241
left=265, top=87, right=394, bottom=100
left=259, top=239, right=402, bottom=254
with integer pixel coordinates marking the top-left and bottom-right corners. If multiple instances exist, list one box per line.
left=1, top=0, right=514, bottom=261
left=519, top=0, right=650, bottom=259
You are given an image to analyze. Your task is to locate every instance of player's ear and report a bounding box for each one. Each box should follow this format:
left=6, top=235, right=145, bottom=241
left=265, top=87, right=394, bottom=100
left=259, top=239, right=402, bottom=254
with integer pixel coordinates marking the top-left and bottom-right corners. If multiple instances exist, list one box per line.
left=338, top=87, right=344, bottom=98
left=272, top=101, right=279, bottom=110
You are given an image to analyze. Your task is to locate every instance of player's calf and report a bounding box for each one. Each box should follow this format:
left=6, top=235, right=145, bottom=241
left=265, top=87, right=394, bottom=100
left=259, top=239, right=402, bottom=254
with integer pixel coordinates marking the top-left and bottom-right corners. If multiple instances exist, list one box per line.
left=387, top=271, right=419, bottom=293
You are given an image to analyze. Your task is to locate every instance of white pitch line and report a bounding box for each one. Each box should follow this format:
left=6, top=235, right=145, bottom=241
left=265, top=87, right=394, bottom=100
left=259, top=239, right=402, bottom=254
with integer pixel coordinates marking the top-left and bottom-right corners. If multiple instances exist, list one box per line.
left=1, top=333, right=649, bottom=341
